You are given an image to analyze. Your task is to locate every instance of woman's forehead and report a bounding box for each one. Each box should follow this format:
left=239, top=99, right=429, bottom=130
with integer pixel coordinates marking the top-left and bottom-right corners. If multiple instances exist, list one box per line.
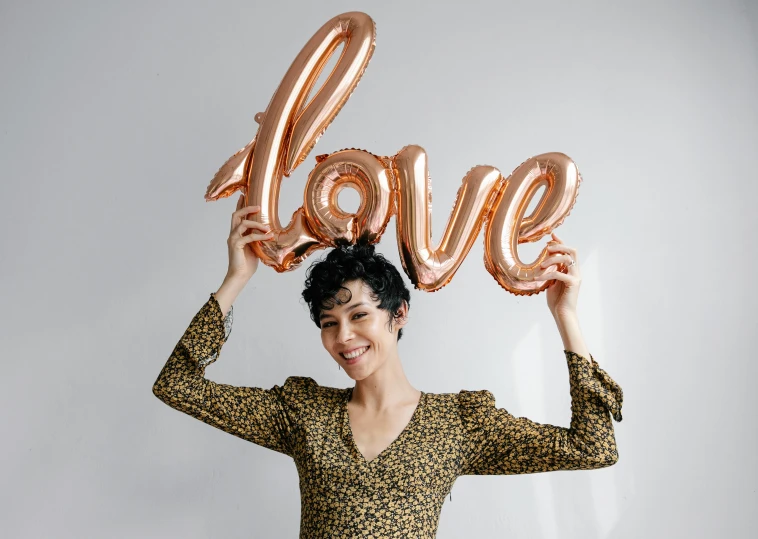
left=323, top=280, right=377, bottom=311
left=340, top=279, right=371, bottom=297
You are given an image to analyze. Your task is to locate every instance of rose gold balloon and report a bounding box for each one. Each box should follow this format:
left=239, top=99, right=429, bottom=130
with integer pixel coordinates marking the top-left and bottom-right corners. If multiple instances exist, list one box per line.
left=484, top=153, right=581, bottom=295
left=304, top=149, right=394, bottom=246
left=205, top=12, right=376, bottom=271
left=205, top=113, right=267, bottom=201
left=202, top=11, right=585, bottom=295
left=393, top=145, right=502, bottom=292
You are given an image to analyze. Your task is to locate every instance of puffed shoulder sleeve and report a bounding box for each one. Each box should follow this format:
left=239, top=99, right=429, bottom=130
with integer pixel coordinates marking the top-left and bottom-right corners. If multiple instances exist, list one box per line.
left=152, top=293, right=318, bottom=457
left=457, top=350, right=623, bottom=476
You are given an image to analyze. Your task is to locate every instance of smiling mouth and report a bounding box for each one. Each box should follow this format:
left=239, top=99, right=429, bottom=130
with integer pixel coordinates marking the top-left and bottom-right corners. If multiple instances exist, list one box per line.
left=340, top=346, right=370, bottom=361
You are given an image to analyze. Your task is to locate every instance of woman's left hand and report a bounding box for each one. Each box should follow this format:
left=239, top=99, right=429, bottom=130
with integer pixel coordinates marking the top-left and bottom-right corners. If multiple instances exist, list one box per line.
left=535, top=232, right=581, bottom=320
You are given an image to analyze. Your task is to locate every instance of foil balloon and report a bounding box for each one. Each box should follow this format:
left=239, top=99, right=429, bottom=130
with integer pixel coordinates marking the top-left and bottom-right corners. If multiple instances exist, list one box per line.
left=205, top=138, right=255, bottom=201
left=484, top=153, right=581, bottom=295
left=393, top=145, right=502, bottom=292
left=205, top=12, right=376, bottom=271
left=203, top=10, right=585, bottom=296
left=304, top=149, right=394, bottom=246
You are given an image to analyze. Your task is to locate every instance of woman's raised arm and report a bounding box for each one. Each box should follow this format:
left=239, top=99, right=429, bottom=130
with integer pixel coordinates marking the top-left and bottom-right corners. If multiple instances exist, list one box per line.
left=457, top=350, right=623, bottom=476
left=151, top=195, right=295, bottom=453
left=214, top=194, right=275, bottom=314
left=151, top=292, right=302, bottom=456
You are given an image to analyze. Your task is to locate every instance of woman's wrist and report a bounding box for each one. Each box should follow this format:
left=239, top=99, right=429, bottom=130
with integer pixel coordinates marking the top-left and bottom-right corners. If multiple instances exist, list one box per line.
left=553, top=312, right=590, bottom=359
left=552, top=309, right=578, bottom=326
left=215, top=274, right=249, bottom=316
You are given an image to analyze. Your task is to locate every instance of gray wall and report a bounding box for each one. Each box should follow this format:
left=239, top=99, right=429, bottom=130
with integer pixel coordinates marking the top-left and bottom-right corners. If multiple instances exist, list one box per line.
left=2, top=0, right=756, bottom=537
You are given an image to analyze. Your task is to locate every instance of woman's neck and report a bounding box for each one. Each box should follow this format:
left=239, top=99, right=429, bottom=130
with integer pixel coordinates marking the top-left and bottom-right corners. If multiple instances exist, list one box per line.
left=350, top=355, right=419, bottom=412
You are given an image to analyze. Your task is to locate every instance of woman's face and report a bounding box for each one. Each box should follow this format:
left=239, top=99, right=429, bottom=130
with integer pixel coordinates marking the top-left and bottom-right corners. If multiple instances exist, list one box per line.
left=319, top=279, right=407, bottom=380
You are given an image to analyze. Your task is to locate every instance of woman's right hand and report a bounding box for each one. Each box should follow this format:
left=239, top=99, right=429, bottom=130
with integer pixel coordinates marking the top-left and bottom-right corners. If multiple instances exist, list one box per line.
left=225, top=194, right=275, bottom=282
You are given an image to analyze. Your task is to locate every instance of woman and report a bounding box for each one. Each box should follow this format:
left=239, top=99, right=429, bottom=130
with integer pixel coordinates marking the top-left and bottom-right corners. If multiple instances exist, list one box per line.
left=153, top=195, right=623, bottom=538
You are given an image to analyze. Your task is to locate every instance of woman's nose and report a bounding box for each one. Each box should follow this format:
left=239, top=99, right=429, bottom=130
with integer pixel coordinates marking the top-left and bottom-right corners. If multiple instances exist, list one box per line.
left=336, top=323, right=354, bottom=344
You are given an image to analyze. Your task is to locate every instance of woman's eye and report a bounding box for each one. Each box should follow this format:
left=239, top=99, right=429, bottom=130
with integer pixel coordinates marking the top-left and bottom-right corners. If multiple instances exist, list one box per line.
left=321, top=314, right=366, bottom=328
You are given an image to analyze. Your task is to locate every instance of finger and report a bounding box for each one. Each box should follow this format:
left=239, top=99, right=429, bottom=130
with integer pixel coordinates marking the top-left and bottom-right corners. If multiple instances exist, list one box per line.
left=540, top=254, right=576, bottom=269
left=242, top=231, right=275, bottom=244
left=546, top=243, right=577, bottom=257
left=234, top=205, right=261, bottom=219
left=231, top=197, right=249, bottom=231
left=551, top=232, right=563, bottom=243
left=231, top=207, right=241, bottom=234
left=533, top=271, right=578, bottom=284
left=240, top=220, right=272, bottom=233
left=230, top=230, right=274, bottom=248
left=545, top=244, right=580, bottom=274
left=236, top=222, right=269, bottom=238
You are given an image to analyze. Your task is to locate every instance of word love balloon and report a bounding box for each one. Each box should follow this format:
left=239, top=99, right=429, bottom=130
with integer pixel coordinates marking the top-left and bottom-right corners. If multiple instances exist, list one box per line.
left=205, top=12, right=580, bottom=295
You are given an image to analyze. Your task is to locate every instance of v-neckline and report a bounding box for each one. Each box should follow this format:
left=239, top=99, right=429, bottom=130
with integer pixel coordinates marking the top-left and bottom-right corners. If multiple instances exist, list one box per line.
left=342, top=387, right=425, bottom=465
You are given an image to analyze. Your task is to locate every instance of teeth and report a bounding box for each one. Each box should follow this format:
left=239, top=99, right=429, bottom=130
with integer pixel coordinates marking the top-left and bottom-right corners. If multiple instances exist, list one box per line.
left=343, top=346, right=368, bottom=359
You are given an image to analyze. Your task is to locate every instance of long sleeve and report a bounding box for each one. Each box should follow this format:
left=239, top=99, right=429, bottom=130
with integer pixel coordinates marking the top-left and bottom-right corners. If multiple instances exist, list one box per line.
left=457, top=351, right=623, bottom=476
left=152, top=293, right=298, bottom=457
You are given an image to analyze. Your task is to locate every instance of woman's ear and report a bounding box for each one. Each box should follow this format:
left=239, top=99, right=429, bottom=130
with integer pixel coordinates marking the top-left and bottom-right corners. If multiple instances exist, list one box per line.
left=395, top=300, right=409, bottom=328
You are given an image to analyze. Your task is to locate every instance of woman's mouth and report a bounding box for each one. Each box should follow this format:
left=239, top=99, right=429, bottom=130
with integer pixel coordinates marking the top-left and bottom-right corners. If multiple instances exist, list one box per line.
left=340, top=346, right=370, bottom=364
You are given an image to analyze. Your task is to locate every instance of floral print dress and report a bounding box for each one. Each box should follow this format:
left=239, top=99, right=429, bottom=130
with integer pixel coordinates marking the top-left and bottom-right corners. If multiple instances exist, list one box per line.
left=153, top=294, right=623, bottom=538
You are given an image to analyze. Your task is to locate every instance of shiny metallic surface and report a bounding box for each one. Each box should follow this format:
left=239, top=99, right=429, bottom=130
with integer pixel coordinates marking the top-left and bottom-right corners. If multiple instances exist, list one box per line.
left=304, top=149, right=393, bottom=245
left=203, top=12, right=582, bottom=293
left=393, top=145, right=502, bottom=292
left=205, top=12, right=376, bottom=271
left=485, top=153, right=581, bottom=295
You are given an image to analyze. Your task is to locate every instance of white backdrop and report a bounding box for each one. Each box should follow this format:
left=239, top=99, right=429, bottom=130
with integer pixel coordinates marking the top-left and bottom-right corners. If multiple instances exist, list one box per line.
left=2, top=0, right=757, bottom=537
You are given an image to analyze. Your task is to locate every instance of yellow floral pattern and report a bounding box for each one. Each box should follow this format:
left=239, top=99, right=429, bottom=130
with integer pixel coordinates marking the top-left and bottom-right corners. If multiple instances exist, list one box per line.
left=153, top=294, right=623, bottom=538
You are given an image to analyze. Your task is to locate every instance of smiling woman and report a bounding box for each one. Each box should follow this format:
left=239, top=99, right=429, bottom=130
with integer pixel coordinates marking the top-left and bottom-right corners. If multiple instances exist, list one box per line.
left=303, top=247, right=412, bottom=382
left=151, top=200, right=623, bottom=538
left=302, top=241, right=410, bottom=340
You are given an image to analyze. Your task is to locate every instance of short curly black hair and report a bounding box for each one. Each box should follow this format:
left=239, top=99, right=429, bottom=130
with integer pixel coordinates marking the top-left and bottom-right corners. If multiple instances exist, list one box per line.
left=302, top=241, right=411, bottom=341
